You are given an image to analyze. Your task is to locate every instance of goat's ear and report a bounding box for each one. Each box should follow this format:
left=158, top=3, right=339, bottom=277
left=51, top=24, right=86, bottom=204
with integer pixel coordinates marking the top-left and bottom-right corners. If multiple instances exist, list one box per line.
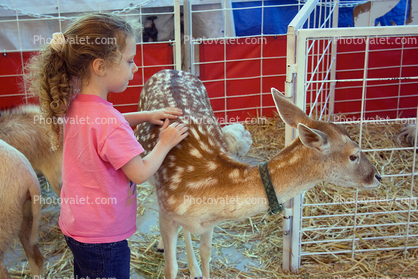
left=271, top=88, right=309, bottom=128
left=298, top=123, right=328, bottom=150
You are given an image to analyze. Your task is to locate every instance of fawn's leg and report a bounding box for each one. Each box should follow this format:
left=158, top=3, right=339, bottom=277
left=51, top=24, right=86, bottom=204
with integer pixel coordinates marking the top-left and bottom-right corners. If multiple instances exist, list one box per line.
left=183, top=228, right=202, bottom=278
left=199, top=229, right=213, bottom=279
left=156, top=235, right=164, bottom=252
left=159, top=213, right=179, bottom=279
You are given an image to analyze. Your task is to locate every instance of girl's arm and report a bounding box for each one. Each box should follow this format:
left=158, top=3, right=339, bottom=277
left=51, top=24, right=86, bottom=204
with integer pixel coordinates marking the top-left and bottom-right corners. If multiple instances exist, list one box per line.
left=121, top=119, right=188, bottom=185
left=123, top=108, right=183, bottom=127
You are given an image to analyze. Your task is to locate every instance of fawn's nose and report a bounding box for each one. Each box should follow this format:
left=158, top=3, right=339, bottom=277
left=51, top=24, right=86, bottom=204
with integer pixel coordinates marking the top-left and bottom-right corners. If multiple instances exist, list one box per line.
left=375, top=174, right=382, bottom=183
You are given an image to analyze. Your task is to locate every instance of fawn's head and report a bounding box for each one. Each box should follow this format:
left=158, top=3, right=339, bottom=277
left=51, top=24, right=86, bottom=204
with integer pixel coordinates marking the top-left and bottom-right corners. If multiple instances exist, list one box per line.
left=272, top=88, right=381, bottom=189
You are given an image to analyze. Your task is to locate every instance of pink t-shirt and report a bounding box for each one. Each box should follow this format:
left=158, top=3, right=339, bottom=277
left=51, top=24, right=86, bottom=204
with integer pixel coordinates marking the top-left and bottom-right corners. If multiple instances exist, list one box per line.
left=59, top=94, right=144, bottom=243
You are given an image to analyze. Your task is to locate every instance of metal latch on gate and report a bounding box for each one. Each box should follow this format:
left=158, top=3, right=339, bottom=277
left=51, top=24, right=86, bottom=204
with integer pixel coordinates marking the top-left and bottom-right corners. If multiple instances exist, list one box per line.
left=287, top=63, right=298, bottom=77
left=282, top=207, right=293, bottom=235
left=285, top=63, right=297, bottom=98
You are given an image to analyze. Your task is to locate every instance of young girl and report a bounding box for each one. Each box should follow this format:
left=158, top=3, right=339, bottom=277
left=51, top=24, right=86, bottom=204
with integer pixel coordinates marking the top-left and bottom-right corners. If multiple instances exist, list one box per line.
left=26, top=13, right=188, bottom=278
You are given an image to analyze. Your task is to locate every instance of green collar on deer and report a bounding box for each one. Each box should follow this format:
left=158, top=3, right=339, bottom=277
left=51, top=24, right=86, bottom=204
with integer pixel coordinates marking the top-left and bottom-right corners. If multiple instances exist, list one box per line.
left=258, top=161, right=284, bottom=215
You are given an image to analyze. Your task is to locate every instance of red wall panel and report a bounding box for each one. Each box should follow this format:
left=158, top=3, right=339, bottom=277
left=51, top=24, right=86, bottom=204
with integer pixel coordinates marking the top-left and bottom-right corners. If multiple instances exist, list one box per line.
left=199, top=35, right=287, bottom=119
left=1, top=35, right=417, bottom=122
left=333, top=36, right=418, bottom=119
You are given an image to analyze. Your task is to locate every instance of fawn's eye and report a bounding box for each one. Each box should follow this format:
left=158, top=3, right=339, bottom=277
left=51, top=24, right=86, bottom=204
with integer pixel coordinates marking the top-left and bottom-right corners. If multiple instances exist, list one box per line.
left=349, top=154, right=358, bottom=162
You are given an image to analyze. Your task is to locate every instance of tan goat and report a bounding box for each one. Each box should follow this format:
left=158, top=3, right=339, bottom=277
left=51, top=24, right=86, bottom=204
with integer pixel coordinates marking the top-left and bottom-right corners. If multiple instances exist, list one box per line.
left=0, top=139, right=43, bottom=279
left=0, top=105, right=63, bottom=196
left=136, top=69, right=381, bottom=279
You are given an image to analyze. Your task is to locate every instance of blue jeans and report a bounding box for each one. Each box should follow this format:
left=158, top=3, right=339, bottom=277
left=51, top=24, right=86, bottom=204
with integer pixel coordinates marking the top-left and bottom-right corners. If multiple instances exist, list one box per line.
left=64, top=236, right=130, bottom=279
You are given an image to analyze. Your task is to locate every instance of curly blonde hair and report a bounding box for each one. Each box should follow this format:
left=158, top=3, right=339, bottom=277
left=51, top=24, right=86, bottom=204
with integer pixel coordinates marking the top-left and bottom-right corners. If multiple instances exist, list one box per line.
left=25, top=13, right=134, bottom=150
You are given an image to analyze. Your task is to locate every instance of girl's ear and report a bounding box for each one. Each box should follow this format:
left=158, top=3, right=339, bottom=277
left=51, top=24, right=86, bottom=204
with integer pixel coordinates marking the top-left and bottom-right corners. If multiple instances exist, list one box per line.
left=91, top=58, right=106, bottom=76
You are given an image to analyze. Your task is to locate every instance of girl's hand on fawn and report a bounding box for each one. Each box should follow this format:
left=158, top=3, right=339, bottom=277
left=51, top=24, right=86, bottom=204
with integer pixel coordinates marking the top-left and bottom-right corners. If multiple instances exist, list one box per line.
left=150, top=108, right=183, bottom=126
left=159, top=119, right=188, bottom=149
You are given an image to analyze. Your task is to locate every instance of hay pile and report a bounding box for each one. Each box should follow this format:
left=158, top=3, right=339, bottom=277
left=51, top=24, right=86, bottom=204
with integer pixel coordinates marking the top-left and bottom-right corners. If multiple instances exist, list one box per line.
left=7, top=115, right=418, bottom=278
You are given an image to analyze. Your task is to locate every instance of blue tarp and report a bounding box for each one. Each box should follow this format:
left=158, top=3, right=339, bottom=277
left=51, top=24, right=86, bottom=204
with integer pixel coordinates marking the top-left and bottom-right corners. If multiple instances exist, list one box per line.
left=374, top=0, right=409, bottom=26
left=339, top=0, right=410, bottom=27
left=232, top=0, right=298, bottom=36
left=232, top=0, right=410, bottom=36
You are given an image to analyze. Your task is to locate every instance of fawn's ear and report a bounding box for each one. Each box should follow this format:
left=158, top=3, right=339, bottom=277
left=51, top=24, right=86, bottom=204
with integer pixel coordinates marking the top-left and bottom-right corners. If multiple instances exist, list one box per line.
left=271, top=88, right=310, bottom=128
left=298, top=123, right=328, bottom=150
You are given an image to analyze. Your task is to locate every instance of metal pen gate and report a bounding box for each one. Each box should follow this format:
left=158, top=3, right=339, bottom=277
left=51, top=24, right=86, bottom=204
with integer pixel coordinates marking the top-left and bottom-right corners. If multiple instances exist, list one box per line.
left=283, top=0, right=340, bottom=272
left=283, top=0, right=418, bottom=272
